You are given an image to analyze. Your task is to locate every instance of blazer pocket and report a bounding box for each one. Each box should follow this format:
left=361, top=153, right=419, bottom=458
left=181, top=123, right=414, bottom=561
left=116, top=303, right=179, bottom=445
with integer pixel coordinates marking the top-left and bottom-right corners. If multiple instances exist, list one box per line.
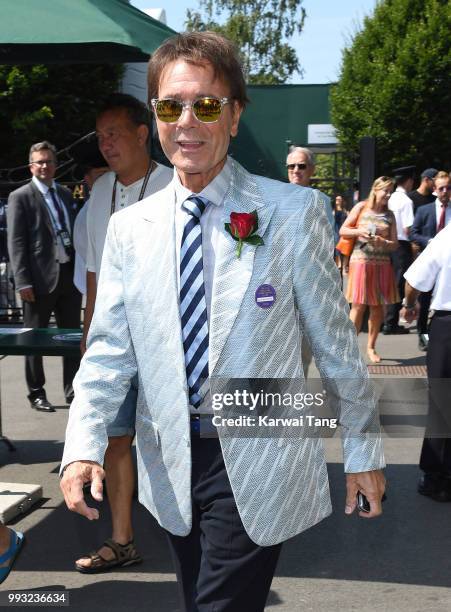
left=136, top=414, right=160, bottom=447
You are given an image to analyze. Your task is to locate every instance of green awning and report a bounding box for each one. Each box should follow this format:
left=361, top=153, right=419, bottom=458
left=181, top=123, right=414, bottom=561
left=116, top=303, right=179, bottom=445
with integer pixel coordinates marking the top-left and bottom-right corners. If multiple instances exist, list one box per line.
left=0, top=0, right=177, bottom=64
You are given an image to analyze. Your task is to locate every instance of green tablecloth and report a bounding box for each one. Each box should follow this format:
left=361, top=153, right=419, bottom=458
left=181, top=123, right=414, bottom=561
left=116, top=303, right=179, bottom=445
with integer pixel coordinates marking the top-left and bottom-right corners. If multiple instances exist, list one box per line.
left=0, top=328, right=81, bottom=357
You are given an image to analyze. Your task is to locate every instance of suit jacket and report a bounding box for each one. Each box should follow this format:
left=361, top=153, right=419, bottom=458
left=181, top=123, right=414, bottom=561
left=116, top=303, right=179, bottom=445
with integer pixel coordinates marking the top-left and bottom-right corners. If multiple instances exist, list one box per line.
left=7, top=180, right=76, bottom=294
left=410, top=202, right=437, bottom=251
left=62, top=160, right=384, bottom=546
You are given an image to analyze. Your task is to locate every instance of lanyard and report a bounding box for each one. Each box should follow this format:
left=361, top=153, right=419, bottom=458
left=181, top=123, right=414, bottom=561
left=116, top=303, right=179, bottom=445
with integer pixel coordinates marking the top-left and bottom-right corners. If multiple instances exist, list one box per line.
left=110, top=162, right=155, bottom=217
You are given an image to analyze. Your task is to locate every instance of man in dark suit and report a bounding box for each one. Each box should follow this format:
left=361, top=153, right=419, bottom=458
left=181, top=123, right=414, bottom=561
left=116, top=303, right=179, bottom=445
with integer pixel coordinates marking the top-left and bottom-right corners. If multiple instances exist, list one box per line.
left=7, top=141, right=81, bottom=412
left=410, top=171, right=451, bottom=350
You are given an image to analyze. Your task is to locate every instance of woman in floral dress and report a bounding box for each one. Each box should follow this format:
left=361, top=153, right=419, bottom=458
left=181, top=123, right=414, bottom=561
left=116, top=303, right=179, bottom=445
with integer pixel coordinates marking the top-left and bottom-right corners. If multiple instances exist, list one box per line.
left=340, top=176, right=399, bottom=363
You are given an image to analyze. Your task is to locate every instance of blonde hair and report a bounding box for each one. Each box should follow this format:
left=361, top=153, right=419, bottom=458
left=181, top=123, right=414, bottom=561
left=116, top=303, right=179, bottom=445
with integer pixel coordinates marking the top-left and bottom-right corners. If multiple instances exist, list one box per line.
left=434, top=170, right=449, bottom=184
left=366, top=176, right=394, bottom=210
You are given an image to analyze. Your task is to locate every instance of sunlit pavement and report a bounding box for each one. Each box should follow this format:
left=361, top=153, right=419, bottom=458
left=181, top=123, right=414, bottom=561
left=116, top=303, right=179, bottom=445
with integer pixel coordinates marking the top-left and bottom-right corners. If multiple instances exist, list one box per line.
left=1, top=326, right=450, bottom=611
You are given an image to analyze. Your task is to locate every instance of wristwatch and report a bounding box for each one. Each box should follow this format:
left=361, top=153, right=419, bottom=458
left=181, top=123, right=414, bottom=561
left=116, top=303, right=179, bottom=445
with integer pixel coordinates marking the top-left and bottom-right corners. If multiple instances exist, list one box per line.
left=401, top=298, right=416, bottom=310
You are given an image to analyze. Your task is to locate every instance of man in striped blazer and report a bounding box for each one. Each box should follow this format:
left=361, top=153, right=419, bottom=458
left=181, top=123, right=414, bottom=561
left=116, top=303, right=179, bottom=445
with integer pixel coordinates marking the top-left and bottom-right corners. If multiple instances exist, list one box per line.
left=61, top=32, right=385, bottom=612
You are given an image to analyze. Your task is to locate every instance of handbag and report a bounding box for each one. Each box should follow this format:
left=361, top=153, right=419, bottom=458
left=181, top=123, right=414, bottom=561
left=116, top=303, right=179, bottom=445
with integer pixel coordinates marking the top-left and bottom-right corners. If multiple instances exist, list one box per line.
left=336, top=203, right=365, bottom=256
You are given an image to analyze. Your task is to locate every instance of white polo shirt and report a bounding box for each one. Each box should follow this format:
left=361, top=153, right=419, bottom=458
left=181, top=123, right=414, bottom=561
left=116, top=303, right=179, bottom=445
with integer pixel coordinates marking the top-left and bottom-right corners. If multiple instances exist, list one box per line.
left=404, top=224, right=451, bottom=311
left=388, top=187, right=414, bottom=241
left=86, top=163, right=172, bottom=277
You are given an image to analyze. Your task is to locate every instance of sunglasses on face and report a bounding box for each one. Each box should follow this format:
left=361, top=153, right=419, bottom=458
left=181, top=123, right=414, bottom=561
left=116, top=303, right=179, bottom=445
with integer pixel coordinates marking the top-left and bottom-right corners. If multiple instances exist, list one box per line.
left=151, top=96, right=231, bottom=123
left=287, top=163, right=307, bottom=171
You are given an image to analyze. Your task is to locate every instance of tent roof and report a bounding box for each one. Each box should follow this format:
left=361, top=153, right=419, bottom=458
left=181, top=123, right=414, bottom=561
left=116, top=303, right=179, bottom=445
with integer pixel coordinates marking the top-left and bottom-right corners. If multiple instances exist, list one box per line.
left=0, top=0, right=177, bottom=64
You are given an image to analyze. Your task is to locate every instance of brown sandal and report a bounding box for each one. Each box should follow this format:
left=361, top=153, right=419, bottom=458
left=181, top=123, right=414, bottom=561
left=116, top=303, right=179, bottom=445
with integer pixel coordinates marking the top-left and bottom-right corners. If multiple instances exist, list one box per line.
left=75, top=539, right=142, bottom=574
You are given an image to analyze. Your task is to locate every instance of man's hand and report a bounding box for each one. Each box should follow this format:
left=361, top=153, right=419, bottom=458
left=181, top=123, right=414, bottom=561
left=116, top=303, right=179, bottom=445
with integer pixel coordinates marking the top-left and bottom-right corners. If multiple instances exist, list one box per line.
left=400, top=305, right=418, bottom=324
left=19, top=287, right=35, bottom=303
left=345, top=469, right=385, bottom=518
left=60, top=460, right=105, bottom=520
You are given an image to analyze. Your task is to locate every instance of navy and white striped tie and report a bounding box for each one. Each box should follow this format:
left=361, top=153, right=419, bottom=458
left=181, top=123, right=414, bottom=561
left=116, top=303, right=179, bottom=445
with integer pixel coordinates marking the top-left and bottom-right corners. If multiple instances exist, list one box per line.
left=180, top=195, right=209, bottom=408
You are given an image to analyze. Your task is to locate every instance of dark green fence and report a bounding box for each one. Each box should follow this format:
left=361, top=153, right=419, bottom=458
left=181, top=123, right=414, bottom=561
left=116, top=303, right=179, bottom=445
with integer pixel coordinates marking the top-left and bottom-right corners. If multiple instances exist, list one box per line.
left=229, top=84, right=332, bottom=181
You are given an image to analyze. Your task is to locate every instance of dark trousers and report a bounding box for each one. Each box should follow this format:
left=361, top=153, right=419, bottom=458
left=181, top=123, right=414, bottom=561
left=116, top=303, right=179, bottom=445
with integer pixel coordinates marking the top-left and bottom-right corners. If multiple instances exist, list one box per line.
left=385, top=240, right=413, bottom=328
left=417, top=290, right=432, bottom=335
left=23, top=263, right=81, bottom=402
left=165, top=437, right=282, bottom=612
left=419, top=312, right=451, bottom=476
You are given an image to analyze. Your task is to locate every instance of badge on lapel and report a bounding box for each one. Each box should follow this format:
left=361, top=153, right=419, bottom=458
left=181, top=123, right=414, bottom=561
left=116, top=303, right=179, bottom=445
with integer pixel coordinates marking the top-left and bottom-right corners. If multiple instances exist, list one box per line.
left=255, top=284, right=276, bottom=309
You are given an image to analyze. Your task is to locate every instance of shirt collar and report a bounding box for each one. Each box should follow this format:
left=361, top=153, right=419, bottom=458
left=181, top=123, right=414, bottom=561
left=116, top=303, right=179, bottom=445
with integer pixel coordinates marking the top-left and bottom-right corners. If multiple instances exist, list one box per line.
left=395, top=186, right=407, bottom=194
left=116, top=175, right=145, bottom=190
left=173, top=157, right=232, bottom=210
left=32, top=175, right=56, bottom=195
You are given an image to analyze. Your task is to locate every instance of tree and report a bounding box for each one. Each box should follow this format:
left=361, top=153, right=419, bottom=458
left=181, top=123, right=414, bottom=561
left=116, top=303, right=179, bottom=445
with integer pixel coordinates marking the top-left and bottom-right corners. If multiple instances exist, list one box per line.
left=0, top=63, right=122, bottom=173
left=185, top=0, right=306, bottom=84
left=330, top=0, right=451, bottom=172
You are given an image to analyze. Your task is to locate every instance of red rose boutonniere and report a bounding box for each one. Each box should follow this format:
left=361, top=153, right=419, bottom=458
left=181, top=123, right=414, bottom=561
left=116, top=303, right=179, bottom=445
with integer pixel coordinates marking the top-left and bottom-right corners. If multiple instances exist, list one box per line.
left=225, top=211, right=264, bottom=258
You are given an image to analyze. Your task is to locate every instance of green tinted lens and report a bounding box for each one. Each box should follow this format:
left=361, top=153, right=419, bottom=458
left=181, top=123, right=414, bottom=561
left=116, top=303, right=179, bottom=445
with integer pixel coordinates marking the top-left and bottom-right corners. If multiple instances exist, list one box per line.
left=193, top=97, right=222, bottom=122
left=155, top=99, right=183, bottom=123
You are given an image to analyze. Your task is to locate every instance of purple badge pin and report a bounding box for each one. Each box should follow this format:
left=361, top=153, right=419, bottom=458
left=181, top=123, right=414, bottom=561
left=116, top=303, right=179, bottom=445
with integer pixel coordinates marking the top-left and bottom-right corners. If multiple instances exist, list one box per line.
left=255, top=284, right=276, bottom=309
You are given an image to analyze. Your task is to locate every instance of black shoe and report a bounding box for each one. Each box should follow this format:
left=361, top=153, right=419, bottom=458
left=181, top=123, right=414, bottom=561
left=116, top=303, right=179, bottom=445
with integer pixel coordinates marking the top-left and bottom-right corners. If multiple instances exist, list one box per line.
left=418, top=334, right=428, bottom=351
left=382, top=325, right=409, bottom=335
left=30, top=397, right=55, bottom=412
left=418, top=473, right=451, bottom=502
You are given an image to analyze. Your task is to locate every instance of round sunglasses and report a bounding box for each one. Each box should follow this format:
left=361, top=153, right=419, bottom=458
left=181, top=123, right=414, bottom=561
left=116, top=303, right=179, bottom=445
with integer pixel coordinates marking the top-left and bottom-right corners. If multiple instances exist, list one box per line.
left=151, top=96, right=231, bottom=124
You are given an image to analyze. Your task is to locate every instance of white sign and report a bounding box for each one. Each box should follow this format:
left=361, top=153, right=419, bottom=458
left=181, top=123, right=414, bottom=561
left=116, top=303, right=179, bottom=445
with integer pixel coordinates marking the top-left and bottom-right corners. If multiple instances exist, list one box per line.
left=307, top=124, right=338, bottom=145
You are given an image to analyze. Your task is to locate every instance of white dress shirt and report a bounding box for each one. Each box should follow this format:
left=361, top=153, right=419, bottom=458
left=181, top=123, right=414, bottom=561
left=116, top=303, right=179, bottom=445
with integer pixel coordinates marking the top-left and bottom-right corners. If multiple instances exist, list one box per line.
left=32, top=176, right=71, bottom=263
left=435, top=198, right=451, bottom=231
left=404, top=224, right=451, bottom=311
left=174, top=158, right=232, bottom=318
left=174, top=158, right=232, bottom=414
left=388, top=186, right=414, bottom=241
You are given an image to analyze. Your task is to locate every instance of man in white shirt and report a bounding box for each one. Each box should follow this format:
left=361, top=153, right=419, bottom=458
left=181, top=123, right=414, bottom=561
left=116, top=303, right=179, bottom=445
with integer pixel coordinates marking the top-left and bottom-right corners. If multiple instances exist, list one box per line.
left=383, top=165, right=415, bottom=334
left=402, top=224, right=451, bottom=502
left=7, top=141, right=81, bottom=412
left=74, top=94, right=172, bottom=573
left=73, top=161, right=109, bottom=295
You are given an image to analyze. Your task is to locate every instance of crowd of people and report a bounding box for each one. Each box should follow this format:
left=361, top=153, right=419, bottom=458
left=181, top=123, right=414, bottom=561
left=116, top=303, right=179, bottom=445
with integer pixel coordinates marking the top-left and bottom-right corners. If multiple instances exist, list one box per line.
left=286, top=159, right=449, bottom=364
left=0, top=30, right=448, bottom=611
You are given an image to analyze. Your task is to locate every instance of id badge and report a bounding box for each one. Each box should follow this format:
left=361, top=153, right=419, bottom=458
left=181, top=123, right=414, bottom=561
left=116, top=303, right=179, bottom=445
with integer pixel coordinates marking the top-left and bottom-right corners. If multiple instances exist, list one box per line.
left=59, top=230, right=72, bottom=248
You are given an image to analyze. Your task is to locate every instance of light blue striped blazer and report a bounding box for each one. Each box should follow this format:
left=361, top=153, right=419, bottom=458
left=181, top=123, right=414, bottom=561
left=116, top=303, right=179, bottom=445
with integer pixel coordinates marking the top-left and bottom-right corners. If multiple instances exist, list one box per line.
left=62, top=159, right=384, bottom=546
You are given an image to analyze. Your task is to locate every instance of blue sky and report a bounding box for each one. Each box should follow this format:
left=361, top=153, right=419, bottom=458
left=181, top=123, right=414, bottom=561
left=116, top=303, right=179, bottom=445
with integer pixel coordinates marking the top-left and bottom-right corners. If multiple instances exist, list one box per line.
left=131, top=0, right=377, bottom=84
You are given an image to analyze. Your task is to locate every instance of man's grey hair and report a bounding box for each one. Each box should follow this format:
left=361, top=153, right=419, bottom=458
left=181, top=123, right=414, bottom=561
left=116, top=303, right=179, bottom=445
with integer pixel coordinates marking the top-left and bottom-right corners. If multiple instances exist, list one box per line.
left=29, top=141, right=57, bottom=163
left=287, top=146, right=315, bottom=166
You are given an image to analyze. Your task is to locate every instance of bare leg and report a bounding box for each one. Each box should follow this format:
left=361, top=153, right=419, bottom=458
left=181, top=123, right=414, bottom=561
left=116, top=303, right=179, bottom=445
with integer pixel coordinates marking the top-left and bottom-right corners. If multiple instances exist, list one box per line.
left=349, top=303, right=367, bottom=334
left=367, top=305, right=384, bottom=363
left=343, top=256, right=350, bottom=274
left=76, top=435, right=135, bottom=568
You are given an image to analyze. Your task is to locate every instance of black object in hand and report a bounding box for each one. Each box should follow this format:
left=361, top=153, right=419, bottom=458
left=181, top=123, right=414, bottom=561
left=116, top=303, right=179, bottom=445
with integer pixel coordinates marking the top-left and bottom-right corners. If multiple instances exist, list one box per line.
left=357, top=491, right=387, bottom=513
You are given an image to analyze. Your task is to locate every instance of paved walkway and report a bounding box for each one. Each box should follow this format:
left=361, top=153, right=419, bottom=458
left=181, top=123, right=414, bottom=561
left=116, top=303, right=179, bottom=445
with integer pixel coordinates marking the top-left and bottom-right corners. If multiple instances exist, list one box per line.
left=0, top=324, right=450, bottom=611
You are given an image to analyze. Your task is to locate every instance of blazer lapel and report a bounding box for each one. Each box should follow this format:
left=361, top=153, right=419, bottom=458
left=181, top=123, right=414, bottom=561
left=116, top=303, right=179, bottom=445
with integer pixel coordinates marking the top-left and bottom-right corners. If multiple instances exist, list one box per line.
left=29, top=182, right=54, bottom=236
left=138, top=185, right=187, bottom=394
left=209, top=162, right=276, bottom=374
